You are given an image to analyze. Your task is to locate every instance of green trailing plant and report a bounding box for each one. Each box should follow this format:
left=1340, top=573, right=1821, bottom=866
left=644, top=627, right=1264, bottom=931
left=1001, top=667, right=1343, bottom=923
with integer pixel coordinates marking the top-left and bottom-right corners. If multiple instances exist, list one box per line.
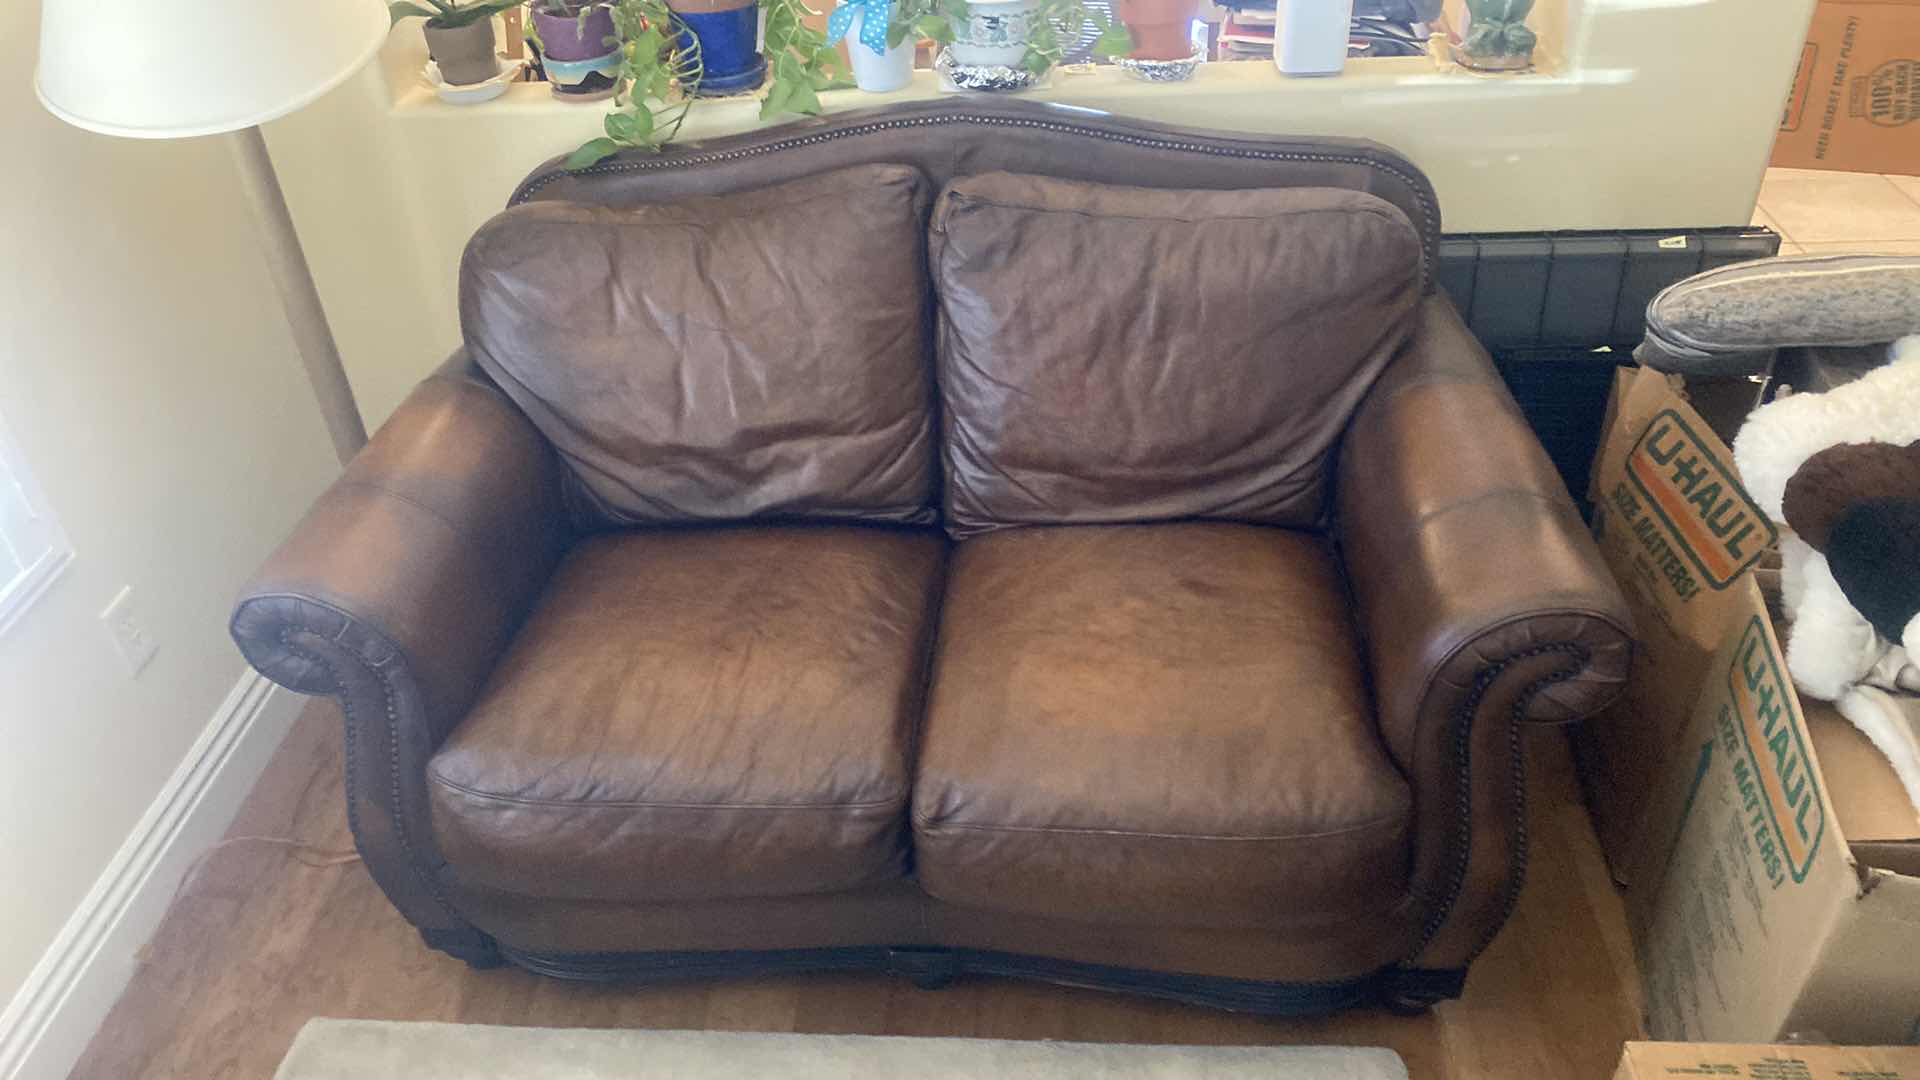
left=1090, top=6, right=1134, bottom=60
left=387, top=0, right=522, bottom=29
left=882, top=0, right=941, bottom=48
left=1461, top=0, right=1535, bottom=58
left=915, top=0, right=1126, bottom=76
left=566, top=0, right=852, bottom=167
left=842, top=0, right=941, bottom=50
left=909, top=0, right=959, bottom=53
left=566, top=0, right=703, bottom=167
left=759, top=0, right=854, bottom=120
left=1023, top=0, right=1129, bottom=71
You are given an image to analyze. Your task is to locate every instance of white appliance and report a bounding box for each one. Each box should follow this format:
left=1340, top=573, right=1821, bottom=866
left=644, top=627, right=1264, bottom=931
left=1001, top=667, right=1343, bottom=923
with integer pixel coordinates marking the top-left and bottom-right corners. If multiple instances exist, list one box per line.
left=1275, top=0, right=1355, bottom=76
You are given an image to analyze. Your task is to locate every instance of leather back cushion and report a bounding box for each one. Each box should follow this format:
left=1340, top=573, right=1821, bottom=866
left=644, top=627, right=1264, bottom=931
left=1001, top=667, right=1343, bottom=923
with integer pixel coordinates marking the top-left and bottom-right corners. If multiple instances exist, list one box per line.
left=461, top=164, right=936, bottom=527
left=930, top=172, right=1422, bottom=538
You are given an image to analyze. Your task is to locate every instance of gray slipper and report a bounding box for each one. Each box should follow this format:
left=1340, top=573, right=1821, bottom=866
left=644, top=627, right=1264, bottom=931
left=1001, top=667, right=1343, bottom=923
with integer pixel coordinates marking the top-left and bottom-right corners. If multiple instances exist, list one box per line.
left=1636, top=253, right=1920, bottom=376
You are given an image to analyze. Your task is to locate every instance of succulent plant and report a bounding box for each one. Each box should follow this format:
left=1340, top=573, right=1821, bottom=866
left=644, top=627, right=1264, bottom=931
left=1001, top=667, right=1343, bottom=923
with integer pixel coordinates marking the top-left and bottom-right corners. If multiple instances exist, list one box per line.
left=1462, top=0, right=1535, bottom=58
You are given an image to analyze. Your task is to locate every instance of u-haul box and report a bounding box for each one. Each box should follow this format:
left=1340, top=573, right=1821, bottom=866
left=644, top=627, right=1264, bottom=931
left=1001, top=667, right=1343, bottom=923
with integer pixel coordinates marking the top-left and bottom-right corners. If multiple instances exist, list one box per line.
left=1615, top=1041, right=1920, bottom=1079
left=1634, top=604, right=1920, bottom=1044
left=1576, top=367, right=1920, bottom=1045
left=1576, top=368, right=1778, bottom=891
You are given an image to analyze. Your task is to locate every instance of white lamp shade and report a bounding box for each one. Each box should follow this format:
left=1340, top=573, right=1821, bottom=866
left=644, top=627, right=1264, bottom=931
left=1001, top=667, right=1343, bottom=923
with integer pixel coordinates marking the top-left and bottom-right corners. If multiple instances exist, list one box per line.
left=36, top=0, right=389, bottom=138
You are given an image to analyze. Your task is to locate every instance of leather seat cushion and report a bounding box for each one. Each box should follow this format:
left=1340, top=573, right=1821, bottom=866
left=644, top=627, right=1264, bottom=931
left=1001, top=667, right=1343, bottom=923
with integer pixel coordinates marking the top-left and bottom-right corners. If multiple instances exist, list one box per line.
left=428, top=525, right=946, bottom=903
left=930, top=171, right=1422, bottom=538
left=913, top=523, right=1413, bottom=931
left=461, top=164, right=937, bottom=528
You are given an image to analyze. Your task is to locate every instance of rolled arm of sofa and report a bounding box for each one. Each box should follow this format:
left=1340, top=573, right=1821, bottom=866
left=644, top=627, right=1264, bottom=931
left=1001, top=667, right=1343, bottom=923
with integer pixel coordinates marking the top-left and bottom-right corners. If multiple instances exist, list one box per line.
left=1336, top=296, right=1633, bottom=980
left=229, top=351, right=569, bottom=956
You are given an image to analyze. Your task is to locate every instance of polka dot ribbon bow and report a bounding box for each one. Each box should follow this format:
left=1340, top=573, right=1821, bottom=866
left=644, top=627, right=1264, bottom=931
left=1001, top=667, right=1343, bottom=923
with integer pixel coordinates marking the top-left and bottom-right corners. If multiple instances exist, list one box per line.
left=826, top=0, right=893, bottom=56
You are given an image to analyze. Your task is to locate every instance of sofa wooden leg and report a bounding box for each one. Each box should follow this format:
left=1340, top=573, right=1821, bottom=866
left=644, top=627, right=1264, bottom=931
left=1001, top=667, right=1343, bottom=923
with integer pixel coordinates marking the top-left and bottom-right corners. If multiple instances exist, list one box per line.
left=1379, top=967, right=1466, bottom=1015
left=422, top=927, right=505, bottom=970
left=887, top=947, right=961, bottom=990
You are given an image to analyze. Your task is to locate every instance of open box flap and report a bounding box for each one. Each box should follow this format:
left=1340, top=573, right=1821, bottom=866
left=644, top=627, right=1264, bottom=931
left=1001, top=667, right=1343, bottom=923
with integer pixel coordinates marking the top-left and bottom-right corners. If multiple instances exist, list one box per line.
left=1786, top=871, right=1920, bottom=1044
left=1807, top=700, right=1920, bottom=845
left=1805, top=700, right=1920, bottom=879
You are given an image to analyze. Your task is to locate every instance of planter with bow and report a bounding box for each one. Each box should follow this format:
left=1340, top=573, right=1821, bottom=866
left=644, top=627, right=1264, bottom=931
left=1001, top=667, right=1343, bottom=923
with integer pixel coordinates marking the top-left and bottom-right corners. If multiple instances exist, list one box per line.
left=827, top=0, right=919, bottom=93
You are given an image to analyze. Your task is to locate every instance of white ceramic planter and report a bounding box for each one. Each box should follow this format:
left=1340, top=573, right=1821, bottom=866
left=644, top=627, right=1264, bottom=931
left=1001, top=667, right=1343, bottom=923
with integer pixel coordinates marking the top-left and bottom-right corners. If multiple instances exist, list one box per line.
left=844, top=6, right=915, bottom=91
left=947, top=0, right=1042, bottom=68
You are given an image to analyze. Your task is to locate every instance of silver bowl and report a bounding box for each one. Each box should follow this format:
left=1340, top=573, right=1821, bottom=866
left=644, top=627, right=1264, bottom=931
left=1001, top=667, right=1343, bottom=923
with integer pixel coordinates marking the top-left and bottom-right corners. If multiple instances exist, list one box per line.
left=1113, top=47, right=1204, bottom=83
left=935, top=48, right=1047, bottom=92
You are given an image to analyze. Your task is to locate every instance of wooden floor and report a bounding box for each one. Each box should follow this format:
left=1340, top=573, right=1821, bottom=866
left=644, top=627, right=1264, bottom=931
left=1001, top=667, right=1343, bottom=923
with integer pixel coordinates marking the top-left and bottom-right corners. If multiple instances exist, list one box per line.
left=72, top=699, right=1645, bottom=1079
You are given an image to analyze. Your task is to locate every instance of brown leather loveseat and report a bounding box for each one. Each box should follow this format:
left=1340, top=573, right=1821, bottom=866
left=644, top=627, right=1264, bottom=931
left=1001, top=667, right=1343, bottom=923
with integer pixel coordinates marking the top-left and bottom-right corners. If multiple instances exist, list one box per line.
left=231, top=99, right=1631, bottom=1015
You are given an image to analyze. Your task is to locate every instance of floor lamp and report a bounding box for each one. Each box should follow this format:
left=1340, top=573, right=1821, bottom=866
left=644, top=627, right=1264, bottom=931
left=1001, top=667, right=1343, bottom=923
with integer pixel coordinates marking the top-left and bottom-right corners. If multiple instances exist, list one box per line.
left=35, top=0, right=390, bottom=465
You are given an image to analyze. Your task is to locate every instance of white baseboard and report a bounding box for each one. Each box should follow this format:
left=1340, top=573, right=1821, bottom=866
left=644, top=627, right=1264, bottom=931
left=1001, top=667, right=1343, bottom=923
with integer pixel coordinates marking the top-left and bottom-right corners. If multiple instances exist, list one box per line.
left=0, top=670, right=305, bottom=1080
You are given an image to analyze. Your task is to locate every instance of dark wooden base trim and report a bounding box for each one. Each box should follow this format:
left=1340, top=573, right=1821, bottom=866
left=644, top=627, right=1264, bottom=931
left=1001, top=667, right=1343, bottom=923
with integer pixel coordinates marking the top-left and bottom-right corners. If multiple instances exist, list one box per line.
left=1379, top=967, right=1468, bottom=1015
left=482, top=942, right=1457, bottom=1016
left=420, top=927, right=505, bottom=969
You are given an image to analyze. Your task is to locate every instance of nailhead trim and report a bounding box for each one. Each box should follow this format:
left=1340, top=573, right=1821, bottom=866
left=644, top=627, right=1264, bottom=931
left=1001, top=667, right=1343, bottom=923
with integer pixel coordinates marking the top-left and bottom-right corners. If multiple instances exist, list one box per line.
left=279, top=625, right=465, bottom=926
left=1407, top=641, right=1590, bottom=963
left=509, top=111, right=1441, bottom=290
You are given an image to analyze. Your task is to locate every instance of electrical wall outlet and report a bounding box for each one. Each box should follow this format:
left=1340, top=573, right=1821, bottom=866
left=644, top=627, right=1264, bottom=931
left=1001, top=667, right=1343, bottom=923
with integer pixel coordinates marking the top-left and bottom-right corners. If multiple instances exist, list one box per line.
left=100, top=585, right=158, bottom=676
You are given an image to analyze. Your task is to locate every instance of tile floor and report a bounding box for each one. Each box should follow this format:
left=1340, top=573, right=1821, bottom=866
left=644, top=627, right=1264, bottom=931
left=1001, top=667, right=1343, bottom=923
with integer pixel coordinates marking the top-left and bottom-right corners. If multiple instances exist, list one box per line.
left=1754, top=167, right=1920, bottom=255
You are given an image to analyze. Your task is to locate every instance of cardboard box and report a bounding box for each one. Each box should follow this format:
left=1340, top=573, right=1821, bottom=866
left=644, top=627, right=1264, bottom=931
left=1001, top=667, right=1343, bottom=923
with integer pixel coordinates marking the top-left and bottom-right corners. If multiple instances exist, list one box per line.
left=1576, top=368, right=1778, bottom=890
left=1771, top=0, right=1920, bottom=175
left=1615, top=1041, right=1920, bottom=1079
left=1576, top=367, right=1920, bottom=1044
left=1634, top=611, right=1920, bottom=1043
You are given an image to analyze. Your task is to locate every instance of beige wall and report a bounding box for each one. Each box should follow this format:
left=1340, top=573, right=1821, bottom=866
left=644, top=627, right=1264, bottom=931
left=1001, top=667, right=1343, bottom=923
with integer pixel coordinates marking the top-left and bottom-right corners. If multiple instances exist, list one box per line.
left=0, top=0, right=339, bottom=1010
left=265, top=0, right=1815, bottom=431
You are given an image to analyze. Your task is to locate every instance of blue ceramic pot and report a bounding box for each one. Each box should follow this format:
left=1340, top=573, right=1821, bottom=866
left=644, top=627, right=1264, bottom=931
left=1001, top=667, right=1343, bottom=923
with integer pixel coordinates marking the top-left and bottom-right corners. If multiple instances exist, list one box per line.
left=671, top=0, right=766, bottom=94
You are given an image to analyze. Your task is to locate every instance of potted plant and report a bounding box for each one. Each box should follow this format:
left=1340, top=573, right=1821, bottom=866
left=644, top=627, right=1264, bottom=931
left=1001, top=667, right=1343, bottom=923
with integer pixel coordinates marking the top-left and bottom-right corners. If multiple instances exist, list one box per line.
left=919, top=0, right=1028, bottom=71
left=663, top=0, right=845, bottom=106
left=1110, top=0, right=1196, bottom=61
left=915, top=0, right=1117, bottom=86
left=826, top=0, right=935, bottom=93
left=389, top=0, right=523, bottom=85
left=658, top=0, right=839, bottom=98
left=566, top=0, right=703, bottom=164
left=529, top=0, right=623, bottom=98
left=665, top=0, right=766, bottom=93
left=756, top=0, right=851, bottom=113
left=564, top=0, right=844, bottom=166
left=1454, top=0, right=1537, bottom=71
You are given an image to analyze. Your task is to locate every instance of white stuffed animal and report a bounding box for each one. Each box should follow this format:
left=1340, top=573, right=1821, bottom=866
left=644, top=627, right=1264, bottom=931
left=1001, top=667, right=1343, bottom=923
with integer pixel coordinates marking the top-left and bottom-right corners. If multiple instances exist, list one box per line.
left=1733, top=334, right=1920, bottom=819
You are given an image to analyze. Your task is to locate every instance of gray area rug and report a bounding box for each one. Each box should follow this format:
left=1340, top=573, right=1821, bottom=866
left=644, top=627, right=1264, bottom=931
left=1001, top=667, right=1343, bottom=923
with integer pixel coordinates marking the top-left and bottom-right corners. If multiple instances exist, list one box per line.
left=276, top=1019, right=1410, bottom=1079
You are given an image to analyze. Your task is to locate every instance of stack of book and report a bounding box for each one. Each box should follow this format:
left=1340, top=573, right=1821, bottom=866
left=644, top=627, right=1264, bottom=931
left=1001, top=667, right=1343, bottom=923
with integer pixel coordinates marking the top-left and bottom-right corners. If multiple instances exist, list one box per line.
left=1216, top=1, right=1275, bottom=60
left=1210, top=2, right=1428, bottom=62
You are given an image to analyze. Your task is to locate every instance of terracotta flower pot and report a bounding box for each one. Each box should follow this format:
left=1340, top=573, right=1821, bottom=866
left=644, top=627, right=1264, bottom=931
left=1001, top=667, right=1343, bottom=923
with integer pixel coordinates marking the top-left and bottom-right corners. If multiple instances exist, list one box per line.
left=423, top=18, right=502, bottom=86
left=1113, top=0, right=1198, bottom=61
